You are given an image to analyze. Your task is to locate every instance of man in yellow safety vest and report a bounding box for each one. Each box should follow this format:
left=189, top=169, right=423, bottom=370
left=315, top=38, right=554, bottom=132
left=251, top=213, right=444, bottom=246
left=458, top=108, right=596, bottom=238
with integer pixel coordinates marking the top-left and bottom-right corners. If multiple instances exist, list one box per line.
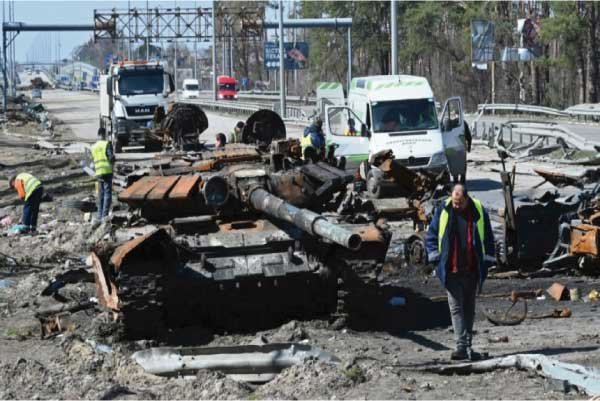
left=425, top=183, right=495, bottom=361
left=8, top=172, right=44, bottom=233
left=91, top=127, right=115, bottom=221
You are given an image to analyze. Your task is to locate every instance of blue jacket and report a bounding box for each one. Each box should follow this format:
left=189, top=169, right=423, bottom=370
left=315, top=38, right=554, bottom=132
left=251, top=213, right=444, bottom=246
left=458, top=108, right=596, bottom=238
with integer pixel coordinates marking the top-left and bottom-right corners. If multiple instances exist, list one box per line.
left=303, top=124, right=325, bottom=148
left=425, top=197, right=496, bottom=289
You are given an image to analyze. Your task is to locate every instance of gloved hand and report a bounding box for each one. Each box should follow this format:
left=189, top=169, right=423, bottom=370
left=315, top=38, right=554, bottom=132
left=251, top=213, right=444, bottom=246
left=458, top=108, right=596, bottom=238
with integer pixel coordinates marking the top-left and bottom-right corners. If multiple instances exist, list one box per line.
left=10, top=224, right=27, bottom=233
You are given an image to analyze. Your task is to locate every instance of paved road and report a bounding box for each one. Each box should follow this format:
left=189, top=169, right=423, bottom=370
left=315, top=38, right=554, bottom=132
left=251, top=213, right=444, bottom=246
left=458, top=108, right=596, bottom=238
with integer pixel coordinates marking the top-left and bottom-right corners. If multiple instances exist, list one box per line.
left=42, top=89, right=100, bottom=141
left=41, top=89, right=304, bottom=144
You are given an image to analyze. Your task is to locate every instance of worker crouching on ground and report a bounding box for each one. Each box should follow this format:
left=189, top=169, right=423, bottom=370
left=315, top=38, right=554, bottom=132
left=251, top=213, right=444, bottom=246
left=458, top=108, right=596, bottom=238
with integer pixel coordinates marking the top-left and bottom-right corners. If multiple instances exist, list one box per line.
left=425, top=183, right=495, bottom=361
left=91, top=127, right=115, bottom=222
left=8, top=173, right=44, bottom=234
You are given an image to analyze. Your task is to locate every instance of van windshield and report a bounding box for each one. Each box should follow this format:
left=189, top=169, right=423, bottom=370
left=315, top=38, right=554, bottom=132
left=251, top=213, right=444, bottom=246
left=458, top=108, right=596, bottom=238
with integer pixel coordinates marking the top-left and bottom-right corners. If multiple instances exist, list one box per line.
left=372, top=99, right=438, bottom=133
left=185, top=84, right=199, bottom=90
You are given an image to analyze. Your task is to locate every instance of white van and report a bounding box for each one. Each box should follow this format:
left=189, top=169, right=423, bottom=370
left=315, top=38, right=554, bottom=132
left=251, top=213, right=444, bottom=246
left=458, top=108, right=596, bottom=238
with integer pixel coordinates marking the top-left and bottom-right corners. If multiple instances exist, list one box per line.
left=324, top=75, right=466, bottom=180
left=182, top=79, right=200, bottom=99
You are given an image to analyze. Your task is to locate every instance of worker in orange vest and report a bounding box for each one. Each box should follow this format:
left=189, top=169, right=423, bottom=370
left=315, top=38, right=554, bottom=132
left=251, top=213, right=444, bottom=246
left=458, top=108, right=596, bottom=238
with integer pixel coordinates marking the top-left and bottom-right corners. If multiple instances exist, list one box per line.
left=8, top=173, right=44, bottom=234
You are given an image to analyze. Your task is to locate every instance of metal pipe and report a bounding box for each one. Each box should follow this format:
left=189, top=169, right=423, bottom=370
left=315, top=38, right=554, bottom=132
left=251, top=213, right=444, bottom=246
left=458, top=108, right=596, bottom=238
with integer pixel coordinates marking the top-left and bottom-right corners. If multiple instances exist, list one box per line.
left=278, top=0, right=286, bottom=118
left=249, top=188, right=362, bottom=250
left=2, top=22, right=95, bottom=31
left=211, top=1, right=216, bottom=101
left=263, top=18, right=352, bottom=29
left=390, top=0, right=397, bottom=75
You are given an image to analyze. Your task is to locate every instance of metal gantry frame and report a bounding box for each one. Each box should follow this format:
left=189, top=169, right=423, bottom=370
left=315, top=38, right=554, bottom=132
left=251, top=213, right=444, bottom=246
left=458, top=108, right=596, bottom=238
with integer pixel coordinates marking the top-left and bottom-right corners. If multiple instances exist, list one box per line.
left=93, top=7, right=213, bottom=42
left=1, top=4, right=265, bottom=112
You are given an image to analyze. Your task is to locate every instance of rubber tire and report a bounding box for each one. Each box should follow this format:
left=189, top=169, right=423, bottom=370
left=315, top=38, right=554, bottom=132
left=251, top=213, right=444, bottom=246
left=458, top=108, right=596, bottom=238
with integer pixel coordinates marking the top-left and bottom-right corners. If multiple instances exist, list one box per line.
left=366, top=170, right=382, bottom=199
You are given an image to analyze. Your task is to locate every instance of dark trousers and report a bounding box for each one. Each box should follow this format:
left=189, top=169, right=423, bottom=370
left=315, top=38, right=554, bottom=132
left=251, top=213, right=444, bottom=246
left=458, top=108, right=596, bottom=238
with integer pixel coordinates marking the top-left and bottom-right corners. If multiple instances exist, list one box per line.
left=22, top=186, right=43, bottom=230
left=446, top=272, right=478, bottom=350
left=97, top=174, right=112, bottom=219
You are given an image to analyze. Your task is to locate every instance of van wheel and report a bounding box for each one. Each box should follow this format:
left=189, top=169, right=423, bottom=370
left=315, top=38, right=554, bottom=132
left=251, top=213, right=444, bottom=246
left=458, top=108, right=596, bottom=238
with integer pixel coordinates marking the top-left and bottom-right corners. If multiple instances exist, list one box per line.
left=366, top=170, right=382, bottom=199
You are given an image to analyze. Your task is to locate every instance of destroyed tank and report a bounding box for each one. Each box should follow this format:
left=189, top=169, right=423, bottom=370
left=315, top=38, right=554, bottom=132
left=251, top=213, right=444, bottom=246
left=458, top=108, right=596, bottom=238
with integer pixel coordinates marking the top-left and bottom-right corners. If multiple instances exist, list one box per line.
left=93, top=138, right=391, bottom=339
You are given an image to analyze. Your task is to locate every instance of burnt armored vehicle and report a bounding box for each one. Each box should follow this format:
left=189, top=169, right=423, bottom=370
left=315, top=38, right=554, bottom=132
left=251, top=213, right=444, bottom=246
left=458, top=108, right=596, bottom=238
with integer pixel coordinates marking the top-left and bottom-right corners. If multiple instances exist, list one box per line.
left=92, top=140, right=391, bottom=339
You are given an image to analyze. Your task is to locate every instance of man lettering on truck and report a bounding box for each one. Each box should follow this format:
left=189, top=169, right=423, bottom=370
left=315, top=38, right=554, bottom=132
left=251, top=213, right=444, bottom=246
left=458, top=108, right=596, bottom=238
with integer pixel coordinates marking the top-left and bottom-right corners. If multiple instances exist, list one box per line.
left=425, top=183, right=495, bottom=361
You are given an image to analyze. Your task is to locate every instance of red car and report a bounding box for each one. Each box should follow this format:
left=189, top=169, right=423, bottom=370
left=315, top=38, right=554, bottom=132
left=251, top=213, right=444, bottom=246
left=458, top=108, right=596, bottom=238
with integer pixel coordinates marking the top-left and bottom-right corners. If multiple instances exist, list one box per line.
left=217, top=75, right=238, bottom=100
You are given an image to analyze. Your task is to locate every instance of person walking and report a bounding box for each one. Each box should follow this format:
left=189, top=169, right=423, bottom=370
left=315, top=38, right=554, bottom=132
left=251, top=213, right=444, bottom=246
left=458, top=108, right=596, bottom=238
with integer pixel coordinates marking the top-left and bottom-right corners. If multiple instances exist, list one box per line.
left=91, top=127, right=115, bottom=221
left=425, top=183, right=495, bottom=361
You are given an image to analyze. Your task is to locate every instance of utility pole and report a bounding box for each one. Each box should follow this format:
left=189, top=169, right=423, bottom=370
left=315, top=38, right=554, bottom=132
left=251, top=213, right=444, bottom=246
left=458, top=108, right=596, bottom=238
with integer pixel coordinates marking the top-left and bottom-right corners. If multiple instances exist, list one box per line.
left=193, top=0, right=197, bottom=79
left=211, top=0, right=217, bottom=101
left=127, top=0, right=131, bottom=60
left=278, top=0, right=286, bottom=118
left=390, top=0, right=398, bottom=75
left=146, top=0, right=150, bottom=61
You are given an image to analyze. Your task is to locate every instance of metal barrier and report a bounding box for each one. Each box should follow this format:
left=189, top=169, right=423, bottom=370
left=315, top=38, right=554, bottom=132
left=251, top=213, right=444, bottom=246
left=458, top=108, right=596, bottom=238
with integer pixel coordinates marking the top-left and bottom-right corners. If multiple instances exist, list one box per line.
left=478, top=103, right=568, bottom=117
left=473, top=119, right=600, bottom=150
left=478, top=103, right=600, bottom=122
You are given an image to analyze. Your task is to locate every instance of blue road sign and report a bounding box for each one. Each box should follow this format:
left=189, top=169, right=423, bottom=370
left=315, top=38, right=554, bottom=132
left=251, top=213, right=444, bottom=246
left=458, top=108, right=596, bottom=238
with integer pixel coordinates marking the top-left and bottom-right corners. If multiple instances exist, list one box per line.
left=264, top=42, right=309, bottom=70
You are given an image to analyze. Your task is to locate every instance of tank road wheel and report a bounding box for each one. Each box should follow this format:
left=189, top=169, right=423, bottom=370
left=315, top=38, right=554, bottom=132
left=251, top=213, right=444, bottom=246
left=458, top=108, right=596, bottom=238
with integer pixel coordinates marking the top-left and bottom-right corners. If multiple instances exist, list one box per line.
left=366, top=170, right=382, bottom=199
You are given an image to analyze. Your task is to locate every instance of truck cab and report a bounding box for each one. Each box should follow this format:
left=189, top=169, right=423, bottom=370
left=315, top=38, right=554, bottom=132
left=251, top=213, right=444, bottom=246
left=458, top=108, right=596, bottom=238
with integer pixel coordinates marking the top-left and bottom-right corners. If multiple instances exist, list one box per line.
left=99, top=60, right=174, bottom=151
left=217, top=75, right=238, bottom=100
left=324, top=75, right=466, bottom=180
left=182, top=78, right=200, bottom=99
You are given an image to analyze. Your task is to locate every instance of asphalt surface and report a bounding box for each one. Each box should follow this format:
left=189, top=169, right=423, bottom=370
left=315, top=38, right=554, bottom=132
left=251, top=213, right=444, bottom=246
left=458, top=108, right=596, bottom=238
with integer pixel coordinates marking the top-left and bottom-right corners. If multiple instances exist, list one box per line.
left=39, top=89, right=304, bottom=144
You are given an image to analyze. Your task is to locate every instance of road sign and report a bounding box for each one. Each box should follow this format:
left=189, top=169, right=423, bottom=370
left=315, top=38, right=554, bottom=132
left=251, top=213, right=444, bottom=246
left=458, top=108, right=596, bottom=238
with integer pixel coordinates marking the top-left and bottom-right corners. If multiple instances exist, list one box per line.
left=264, top=42, right=309, bottom=70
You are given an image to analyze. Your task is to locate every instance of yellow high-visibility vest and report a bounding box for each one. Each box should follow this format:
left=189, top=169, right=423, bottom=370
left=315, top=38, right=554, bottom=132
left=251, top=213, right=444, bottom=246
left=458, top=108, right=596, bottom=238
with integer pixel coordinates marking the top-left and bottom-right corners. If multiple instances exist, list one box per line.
left=438, top=197, right=485, bottom=254
left=91, top=140, right=113, bottom=176
left=16, top=173, right=41, bottom=201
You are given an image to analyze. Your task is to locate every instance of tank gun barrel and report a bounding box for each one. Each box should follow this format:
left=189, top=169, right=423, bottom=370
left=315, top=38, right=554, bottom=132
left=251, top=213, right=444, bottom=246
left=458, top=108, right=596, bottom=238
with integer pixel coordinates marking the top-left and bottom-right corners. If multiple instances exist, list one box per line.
left=249, top=188, right=362, bottom=251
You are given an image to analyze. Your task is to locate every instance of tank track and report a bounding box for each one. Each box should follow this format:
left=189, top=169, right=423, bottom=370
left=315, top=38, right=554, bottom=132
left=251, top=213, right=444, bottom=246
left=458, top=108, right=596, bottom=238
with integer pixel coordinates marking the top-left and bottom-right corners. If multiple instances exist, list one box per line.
left=115, top=269, right=167, bottom=339
left=333, top=259, right=384, bottom=328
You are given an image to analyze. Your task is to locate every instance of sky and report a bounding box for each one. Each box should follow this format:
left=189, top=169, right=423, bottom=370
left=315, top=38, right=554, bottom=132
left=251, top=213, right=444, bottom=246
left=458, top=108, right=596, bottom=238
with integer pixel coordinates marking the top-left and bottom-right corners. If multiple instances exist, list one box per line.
left=6, top=0, right=215, bottom=62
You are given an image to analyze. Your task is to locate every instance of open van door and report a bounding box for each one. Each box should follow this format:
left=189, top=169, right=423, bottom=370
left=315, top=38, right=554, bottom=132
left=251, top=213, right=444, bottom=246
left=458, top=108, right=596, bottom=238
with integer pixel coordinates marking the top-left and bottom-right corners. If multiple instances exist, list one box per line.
left=324, top=105, right=370, bottom=171
left=440, top=97, right=467, bottom=180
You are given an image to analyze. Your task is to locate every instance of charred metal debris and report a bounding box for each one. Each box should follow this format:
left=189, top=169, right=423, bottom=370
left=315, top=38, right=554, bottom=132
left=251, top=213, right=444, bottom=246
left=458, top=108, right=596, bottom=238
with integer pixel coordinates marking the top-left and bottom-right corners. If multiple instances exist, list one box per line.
left=495, top=151, right=600, bottom=274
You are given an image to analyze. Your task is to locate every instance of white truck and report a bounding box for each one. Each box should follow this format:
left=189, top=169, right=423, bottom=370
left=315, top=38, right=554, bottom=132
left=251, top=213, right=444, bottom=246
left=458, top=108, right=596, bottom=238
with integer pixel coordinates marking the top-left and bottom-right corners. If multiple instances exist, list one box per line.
left=99, top=61, right=174, bottom=152
left=181, top=78, right=200, bottom=99
left=323, top=75, right=467, bottom=188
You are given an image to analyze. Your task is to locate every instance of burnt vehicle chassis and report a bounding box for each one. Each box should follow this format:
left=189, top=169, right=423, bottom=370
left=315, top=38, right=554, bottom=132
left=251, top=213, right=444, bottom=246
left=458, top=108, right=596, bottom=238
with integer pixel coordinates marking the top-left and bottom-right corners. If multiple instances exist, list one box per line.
left=93, top=143, right=391, bottom=339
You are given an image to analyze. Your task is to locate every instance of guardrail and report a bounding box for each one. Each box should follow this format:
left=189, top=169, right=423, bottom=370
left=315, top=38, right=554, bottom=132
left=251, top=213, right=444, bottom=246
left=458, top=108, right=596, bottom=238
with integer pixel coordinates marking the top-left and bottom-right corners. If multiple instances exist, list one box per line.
left=473, top=119, right=600, bottom=150
left=185, top=98, right=310, bottom=122
left=478, top=103, right=569, bottom=117
left=478, top=102, right=600, bottom=122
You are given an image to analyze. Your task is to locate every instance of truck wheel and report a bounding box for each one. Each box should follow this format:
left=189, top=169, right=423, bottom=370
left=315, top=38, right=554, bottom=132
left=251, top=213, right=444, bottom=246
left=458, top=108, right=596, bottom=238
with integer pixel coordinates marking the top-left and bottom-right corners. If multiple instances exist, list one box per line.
left=366, top=170, right=382, bottom=199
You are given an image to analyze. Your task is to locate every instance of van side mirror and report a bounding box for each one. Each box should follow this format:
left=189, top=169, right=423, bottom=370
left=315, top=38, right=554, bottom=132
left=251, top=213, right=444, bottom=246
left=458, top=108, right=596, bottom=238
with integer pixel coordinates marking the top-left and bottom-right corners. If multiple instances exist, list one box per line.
left=106, top=77, right=112, bottom=96
left=361, top=124, right=370, bottom=138
left=441, top=117, right=450, bottom=132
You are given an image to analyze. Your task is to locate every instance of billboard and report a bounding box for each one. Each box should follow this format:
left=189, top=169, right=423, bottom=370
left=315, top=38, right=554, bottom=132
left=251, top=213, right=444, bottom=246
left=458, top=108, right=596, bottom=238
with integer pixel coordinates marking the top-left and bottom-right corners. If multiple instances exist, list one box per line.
left=264, top=42, right=309, bottom=70
left=518, top=18, right=543, bottom=58
left=471, top=20, right=495, bottom=63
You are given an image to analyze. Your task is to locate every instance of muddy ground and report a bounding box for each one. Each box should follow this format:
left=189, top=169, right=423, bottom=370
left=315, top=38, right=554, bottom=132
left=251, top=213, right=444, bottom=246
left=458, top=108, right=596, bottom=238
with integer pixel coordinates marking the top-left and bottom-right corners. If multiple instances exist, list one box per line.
left=0, top=98, right=599, bottom=400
